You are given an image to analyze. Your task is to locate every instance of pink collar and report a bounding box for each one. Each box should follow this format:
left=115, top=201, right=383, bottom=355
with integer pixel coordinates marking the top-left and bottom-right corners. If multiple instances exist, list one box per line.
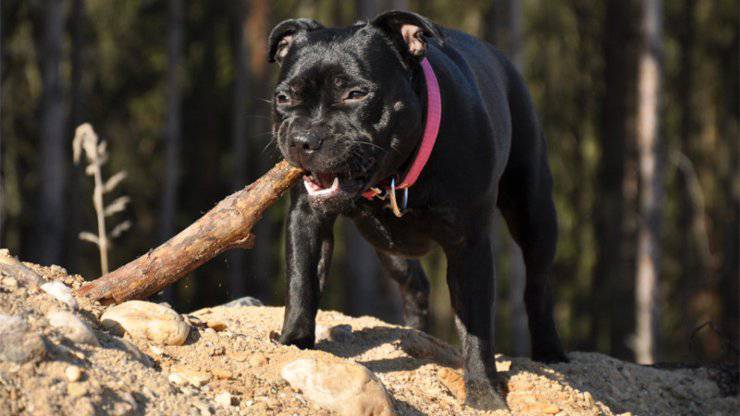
left=362, top=57, right=441, bottom=201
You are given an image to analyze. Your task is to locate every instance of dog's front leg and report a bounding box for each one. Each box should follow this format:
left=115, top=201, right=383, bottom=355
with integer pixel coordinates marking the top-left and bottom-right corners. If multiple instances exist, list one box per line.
left=279, top=190, right=336, bottom=349
left=444, top=230, right=508, bottom=410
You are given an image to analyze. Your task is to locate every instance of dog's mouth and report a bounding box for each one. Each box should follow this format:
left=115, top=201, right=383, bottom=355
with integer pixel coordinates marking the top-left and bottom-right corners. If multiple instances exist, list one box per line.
left=303, top=171, right=372, bottom=199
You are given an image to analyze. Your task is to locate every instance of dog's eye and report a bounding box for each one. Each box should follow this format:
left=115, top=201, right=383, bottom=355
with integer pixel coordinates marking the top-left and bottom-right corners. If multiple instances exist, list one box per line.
left=275, top=92, right=291, bottom=105
left=343, top=89, right=368, bottom=102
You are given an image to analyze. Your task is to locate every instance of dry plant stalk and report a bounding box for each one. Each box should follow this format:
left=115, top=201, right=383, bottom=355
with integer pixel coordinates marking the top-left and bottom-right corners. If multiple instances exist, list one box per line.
left=76, top=160, right=303, bottom=304
left=73, top=123, right=131, bottom=275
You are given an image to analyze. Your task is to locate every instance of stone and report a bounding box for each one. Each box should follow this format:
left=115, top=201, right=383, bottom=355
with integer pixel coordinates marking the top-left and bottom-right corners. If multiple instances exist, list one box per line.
left=47, top=311, right=99, bottom=346
left=248, top=353, right=268, bottom=367
left=169, top=368, right=211, bottom=387
left=206, top=320, right=227, bottom=331
left=101, top=300, right=191, bottom=346
left=0, top=314, right=46, bottom=363
left=281, top=357, right=396, bottom=416
left=1, top=276, right=18, bottom=289
left=67, top=382, right=88, bottom=398
left=222, top=296, right=263, bottom=307
left=211, top=368, right=233, bottom=380
left=40, top=281, right=78, bottom=309
left=438, top=368, right=466, bottom=401
left=168, top=373, right=188, bottom=386
left=215, top=391, right=235, bottom=407
left=149, top=345, right=165, bottom=356
left=542, top=404, right=561, bottom=414
left=65, top=365, right=83, bottom=382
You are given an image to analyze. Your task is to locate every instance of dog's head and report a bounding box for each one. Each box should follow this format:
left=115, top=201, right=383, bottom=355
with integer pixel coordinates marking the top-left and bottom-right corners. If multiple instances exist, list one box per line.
left=268, top=11, right=442, bottom=211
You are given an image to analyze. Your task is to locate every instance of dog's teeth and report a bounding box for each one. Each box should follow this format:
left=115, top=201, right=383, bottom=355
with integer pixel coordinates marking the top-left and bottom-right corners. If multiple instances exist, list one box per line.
left=303, top=175, right=340, bottom=197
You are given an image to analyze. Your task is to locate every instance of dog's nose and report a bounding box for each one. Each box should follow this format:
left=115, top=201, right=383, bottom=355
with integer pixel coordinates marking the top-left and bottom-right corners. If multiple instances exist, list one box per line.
left=290, top=132, right=322, bottom=152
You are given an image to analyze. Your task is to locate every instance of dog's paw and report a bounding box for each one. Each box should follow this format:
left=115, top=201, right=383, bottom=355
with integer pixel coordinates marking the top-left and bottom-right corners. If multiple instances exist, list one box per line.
left=464, top=377, right=508, bottom=411
left=278, top=331, right=315, bottom=350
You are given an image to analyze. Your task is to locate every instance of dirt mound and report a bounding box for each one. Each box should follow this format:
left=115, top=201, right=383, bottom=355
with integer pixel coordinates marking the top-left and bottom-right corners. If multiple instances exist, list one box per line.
left=0, top=261, right=737, bottom=415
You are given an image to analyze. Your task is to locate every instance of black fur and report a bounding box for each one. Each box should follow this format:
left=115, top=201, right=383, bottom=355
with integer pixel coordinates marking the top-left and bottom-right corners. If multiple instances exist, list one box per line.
left=268, top=11, right=567, bottom=410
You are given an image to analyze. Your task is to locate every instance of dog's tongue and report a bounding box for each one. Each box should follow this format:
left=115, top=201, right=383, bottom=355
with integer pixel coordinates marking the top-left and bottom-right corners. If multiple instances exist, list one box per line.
left=315, top=172, right=335, bottom=188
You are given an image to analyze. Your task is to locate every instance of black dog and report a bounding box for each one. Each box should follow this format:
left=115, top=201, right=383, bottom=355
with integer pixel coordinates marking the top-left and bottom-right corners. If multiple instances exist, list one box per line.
left=268, top=11, right=567, bottom=409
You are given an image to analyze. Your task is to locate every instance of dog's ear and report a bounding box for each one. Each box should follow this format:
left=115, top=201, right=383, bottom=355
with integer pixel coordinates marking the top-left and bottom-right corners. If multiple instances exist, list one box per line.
left=268, top=18, right=323, bottom=64
left=371, top=11, right=443, bottom=60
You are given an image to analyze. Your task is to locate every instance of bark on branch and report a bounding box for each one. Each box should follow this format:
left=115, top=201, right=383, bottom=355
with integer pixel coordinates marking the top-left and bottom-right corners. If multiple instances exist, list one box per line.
left=76, top=161, right=303, bottom=304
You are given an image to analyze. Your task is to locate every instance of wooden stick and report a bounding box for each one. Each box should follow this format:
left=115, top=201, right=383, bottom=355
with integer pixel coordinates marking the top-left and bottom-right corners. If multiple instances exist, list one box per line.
left=76, top=160, right=303, bottom=304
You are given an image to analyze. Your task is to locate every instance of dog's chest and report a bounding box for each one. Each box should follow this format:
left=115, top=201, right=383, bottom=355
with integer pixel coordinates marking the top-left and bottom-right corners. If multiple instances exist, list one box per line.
left=348, top=203, right=461, bottom=257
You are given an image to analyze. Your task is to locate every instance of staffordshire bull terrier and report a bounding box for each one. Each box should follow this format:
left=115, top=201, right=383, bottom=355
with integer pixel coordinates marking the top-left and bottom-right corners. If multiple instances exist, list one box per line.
left=268, top=10, right=567, bottom=409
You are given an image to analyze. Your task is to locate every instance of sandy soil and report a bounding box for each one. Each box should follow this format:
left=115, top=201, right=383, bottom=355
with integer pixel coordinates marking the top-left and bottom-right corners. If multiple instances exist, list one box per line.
left=0, top=263, right=737, bottom=415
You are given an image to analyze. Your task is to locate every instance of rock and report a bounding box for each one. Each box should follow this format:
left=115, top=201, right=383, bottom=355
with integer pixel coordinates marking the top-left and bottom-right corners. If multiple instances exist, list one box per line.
left=215, top=391, right=235, bottom=407
left=40, top=281, right=78, bottom=309
left=206, top=320, right=227, bottom=331
left=101, top=300, right=191, bottom=346
left=168, top=373, right=188, bottom=386
left=0, top=314, right=46, bottom=363
left=209, top=346, right=225, bottom=356
left=248, top=352, right=269, bottom=367
left=211, top=368, right=233, bottom=380
left=542, top=404, right=561, bottom=414
left=281, top=357, right=396, bottom=416
left=1, top=276, right=18, bottom=289
left=65, top=365, right=83, bottom=382
left=438, top=368, right=466, bottom=401
left=149, top=345, right=165, bottom=356
left=169, top=368, right=211, bottom=387
left=47, top=311, right=99, bottom=346
left=222, top=296, right=263, bottom=307
left=67, top=382, right=88, bottom=398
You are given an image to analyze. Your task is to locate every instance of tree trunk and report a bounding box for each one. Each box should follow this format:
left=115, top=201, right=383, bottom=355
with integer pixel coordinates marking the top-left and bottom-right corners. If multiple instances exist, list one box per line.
left=66, top=0, right=87, bottom=273
left=77, top=161, right=303, bottom=304
left=159, top=0, right=184, bottom=303
left=35, top=0, right=67, bottom=265
left=227, top=0, right=251, bottom=300
left=0, top=0, right=4, bottom=246
left=356, top=0, right=379, bottom=19
left=635, top=0, right=663, bottom=364
left=675, top=0, right=705, bottom=350
left=245, top=0, right=273, bottom=302
left=593, top=0, right=636, bottom=359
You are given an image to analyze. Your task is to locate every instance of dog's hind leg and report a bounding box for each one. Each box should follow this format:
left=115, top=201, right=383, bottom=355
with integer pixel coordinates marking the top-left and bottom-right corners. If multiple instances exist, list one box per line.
left=497, top=72, right=567, bottom=363
left=375, top=251, right=430, bottom=331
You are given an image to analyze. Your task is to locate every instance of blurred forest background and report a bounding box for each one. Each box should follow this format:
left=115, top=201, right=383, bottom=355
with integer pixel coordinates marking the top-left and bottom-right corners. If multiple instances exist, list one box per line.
left=0, top=0, right=737, bottom=365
